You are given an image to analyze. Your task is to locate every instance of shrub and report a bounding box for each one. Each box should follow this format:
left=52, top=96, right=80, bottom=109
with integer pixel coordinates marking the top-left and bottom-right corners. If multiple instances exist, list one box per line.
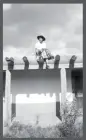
left=3, top=93, right=83, bottom=138
left=58, top=96, right=83, bottom=138
left=4, top=121, right=61, bottom=138
left=60, top=96, right=77, bottom=123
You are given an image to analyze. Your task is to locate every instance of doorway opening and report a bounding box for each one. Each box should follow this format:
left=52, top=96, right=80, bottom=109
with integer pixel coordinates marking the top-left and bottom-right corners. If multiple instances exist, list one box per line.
left=71, top=68, right=83, bottom=109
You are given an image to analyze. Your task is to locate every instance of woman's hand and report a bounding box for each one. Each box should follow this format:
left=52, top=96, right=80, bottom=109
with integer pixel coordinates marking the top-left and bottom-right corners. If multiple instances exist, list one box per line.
left=35, top=48, right=39, bottom=54
left=42, top=48, right=46, bottom=52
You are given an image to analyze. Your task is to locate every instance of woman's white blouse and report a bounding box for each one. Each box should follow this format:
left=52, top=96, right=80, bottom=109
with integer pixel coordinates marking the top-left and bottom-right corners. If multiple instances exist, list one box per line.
left=35, top=42, right=46, bottom=51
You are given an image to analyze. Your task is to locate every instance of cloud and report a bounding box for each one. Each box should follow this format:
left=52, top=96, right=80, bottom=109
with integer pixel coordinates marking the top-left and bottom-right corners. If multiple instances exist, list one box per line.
left=3, top=4, right=83, bottom=57
left=3, top=46, right=32, bottom=59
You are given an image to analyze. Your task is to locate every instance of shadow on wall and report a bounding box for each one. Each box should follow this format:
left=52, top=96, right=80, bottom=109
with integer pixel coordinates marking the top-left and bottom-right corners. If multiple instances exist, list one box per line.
left=11, top=69, right=61, bottom=95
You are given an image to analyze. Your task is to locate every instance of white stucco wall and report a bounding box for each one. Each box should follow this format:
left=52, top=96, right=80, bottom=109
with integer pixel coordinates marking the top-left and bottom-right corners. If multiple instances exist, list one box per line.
left=11, top=70, right=61, bottom=126
left=3, top=68, right=83, bottom=127
left=3, top=69, right=75, bottom=126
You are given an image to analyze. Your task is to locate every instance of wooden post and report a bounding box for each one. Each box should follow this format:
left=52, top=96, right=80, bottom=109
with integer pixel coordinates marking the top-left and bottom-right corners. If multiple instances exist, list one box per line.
left=60, top=68, right=67, bottom=103
left=5, top=70, right=11, bottom=126
left=60, top=68, right=67, bottom=121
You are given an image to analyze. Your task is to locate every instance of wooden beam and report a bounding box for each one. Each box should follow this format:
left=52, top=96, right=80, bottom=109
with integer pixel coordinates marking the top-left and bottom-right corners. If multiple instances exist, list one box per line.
left=22, top=56, right=29, bottom=70
left=5, top=70, right=11, bottom=126
left=54, top=55, right=60, bottom=69
left=69, top=55, right=77, bottom=68
left=5, top=57, right=14, bottom=70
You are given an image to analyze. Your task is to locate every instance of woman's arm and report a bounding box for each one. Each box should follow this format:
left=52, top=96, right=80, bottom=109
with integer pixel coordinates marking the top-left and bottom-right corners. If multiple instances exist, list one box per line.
left=35, top=48, right=38, bottom=55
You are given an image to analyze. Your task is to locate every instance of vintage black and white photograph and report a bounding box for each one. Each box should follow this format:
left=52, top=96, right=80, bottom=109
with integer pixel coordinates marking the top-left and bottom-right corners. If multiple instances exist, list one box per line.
left=3, top=4, right=83, bottom=138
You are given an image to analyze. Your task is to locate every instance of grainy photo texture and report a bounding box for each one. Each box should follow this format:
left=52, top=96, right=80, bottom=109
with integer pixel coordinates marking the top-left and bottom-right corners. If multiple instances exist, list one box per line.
left=3, top=4, right=83, bottom=138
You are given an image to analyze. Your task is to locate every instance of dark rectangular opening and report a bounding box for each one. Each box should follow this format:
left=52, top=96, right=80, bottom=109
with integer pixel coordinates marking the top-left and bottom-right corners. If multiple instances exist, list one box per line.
left=71, top=68, right=83, bottom=94
left=71, top=68, right=83, bottom=109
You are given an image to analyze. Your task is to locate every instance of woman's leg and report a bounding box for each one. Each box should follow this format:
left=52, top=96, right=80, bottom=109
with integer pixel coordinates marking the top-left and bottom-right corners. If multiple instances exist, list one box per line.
left=44, top=58, right=49, bottom=69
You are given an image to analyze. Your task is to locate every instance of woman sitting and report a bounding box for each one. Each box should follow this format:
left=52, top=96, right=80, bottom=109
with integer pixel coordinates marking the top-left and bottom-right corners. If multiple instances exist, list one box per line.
left=35, top=35, right=54, bottom=69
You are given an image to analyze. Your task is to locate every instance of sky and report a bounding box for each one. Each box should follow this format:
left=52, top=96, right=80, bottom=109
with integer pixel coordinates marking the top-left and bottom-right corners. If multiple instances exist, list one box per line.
left=3, top=4, right=83, bottom=59
left=3, top=4, right=82, bottom=104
